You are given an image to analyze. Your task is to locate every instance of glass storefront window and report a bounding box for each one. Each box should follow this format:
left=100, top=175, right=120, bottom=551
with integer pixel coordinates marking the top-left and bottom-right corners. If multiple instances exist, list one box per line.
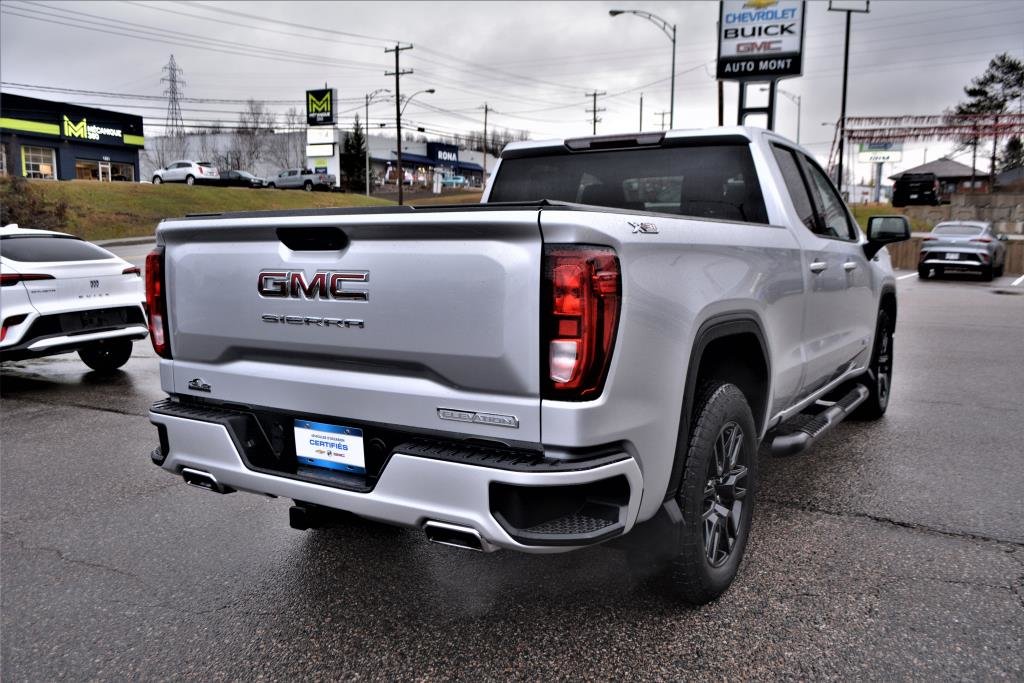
left=75, top=159, right=135, bottom=181
left=22, top=146, right=57, bottom=179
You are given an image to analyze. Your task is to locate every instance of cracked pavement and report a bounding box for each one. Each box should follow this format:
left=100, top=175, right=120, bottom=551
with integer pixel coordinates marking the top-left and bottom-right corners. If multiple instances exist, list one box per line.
left=1, top=253, right=1022, bottom=680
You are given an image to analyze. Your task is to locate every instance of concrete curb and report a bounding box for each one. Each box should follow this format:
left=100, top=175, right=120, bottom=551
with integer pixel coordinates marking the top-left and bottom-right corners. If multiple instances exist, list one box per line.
left=96, top=236, right=155, bottom=247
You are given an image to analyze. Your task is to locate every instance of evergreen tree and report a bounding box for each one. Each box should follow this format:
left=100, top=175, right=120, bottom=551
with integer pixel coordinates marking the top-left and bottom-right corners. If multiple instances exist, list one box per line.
left=342, top=114, right=367, bottom=192
left=954, top=53, right=1024, bottom=182
left=999, top=136, right=1023, bottom=172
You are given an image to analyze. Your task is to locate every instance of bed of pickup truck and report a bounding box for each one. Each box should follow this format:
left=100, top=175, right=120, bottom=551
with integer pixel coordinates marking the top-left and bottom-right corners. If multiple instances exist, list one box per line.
left=145, top=127, right=909, bottom=604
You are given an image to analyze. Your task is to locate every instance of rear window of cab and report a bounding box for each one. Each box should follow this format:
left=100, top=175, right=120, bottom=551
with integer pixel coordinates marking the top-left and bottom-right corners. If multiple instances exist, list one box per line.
left=489, top=144, right=769, bottom=224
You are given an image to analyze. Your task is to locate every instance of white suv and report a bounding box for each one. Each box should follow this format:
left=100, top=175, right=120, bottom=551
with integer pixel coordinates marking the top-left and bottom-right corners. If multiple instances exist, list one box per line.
left=152, top=160, right=220, bottom=186
left=0, top=225, right=147, bottom=371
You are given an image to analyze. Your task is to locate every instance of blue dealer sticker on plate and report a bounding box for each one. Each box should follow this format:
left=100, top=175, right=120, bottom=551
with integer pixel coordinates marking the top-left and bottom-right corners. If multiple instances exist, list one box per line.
left=294, top=420, right=366, bottom=474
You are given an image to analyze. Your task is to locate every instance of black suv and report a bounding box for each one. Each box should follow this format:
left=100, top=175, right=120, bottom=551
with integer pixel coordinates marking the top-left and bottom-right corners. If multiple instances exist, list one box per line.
left=892, top=172, right=944, bottom=207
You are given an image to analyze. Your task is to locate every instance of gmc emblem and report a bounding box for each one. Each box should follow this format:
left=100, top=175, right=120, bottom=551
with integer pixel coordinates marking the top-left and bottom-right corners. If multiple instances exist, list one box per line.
left=257, top=270, right=368, bottom=301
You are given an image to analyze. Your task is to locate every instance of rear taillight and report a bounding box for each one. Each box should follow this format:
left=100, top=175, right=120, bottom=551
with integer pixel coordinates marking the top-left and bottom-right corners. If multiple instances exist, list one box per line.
left=0, top=273, right=54, bottom=286
left=198, top=166, right=205, bottom=175
left=970, top=238, right=992, bottom=243
left=542, top=245, right=620, bottom=400
left=123, top=266, right=141, bottom=276
left=921, top=236, right=936, bottom=241
left=145, top=247, right=171, bottom=358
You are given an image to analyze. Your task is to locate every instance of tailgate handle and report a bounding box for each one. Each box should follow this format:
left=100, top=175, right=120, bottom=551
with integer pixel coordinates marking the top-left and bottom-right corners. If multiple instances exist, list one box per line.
left=276, top=227, right=348, bottom=251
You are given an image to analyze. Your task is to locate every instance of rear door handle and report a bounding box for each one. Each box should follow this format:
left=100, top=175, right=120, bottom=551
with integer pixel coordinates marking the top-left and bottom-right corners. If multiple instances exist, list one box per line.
left=809, top=261, right=828, bottom=274
left=843, top=261, right=858, bottom=272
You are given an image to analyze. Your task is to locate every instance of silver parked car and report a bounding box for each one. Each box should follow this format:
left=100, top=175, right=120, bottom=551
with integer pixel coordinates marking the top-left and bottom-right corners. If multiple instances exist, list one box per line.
left=918, top=220, right=1008, bottom=280
left=152, top=160, right=220, bottom=186
left=267, top=168, right=336, bottom=191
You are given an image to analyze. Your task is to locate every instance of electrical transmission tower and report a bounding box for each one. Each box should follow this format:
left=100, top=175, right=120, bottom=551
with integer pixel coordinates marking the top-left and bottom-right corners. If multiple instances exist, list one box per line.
left=161, top=55, right=186, bottom=137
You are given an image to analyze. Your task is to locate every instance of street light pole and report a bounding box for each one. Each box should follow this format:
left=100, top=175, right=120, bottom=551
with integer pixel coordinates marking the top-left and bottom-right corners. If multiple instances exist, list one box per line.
left=364, top=88, right=390, bottom=197
left=760, top=86, right=801, bottom=143
left=610, top=9, right=677, bottom=128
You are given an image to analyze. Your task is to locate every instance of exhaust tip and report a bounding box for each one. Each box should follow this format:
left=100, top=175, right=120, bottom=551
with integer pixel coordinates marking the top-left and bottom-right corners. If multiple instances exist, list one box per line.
left=181, top=467, right=231, bottom=494
left=424, top=520, right=486, bottom=552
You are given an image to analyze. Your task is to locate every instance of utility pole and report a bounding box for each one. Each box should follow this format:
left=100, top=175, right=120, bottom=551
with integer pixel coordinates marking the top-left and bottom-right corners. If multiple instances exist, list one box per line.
left=718, top=80, right=724, bottom=126
left=482, top=103, right=489, bottom=182
left=828, top=1, right=870, bottom=198
left=655, top=110, right=670, bottom=131
left=639, top=93, right=643, bottom=132
left=385, top=43, right=413, bottom=205
left=585, top=90, right=606, bottom=135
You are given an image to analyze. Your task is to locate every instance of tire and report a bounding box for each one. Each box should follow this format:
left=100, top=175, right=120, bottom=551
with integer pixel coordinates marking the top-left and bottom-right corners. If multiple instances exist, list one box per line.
left=267, top=183, right=276, bottom=189
left=77, top=339, right=133, bottom=372
left=186, top=175, right=195, bottom=186
left=152, top=176, right=162, bottom=185
left=665, top=381, right=758, bottom=605
left=980, top=265, right=993, bottom=281
left=853, top=309, right=893, bottom=420
left=303, top=181, right=313, bottom=192
left=917, top=266, right=929, bottom=279
left=994, top=261, right=1004, bottom=278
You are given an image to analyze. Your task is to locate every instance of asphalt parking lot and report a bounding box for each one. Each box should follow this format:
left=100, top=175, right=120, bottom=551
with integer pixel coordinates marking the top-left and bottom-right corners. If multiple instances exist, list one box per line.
left=2, top=246, right=1022, bottom=680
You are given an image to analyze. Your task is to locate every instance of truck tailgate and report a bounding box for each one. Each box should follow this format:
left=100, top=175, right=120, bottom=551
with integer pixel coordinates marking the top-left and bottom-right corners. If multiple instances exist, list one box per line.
left=158, top=210, right=542, bottom=441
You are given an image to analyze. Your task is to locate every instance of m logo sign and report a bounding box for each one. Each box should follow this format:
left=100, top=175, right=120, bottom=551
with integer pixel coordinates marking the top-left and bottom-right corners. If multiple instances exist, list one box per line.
left=306, top=88, right=336, bottom=125
left=64, top=116, right=88, bottom=139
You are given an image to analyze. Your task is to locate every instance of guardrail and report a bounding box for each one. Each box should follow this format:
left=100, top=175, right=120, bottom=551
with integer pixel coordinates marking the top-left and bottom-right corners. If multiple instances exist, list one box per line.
left=885, top=236, right=1024, bottom=275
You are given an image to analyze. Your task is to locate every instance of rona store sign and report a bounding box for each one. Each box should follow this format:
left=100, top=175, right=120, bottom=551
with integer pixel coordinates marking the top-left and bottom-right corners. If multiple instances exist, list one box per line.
left=306, top=88, right=336, bottom=125
left=717, top=0, right=805, bottom=80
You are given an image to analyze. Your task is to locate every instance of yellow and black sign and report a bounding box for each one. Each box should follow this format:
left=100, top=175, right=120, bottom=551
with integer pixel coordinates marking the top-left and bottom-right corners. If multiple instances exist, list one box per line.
left=63, top=116, right=88, bottom=139
left=306, top=88, right=336, bottom=126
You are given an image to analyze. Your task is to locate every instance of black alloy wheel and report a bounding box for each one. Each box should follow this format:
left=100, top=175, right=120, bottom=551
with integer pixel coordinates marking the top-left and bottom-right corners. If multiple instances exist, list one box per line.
left=668, top=381, right=757, bottom=605
left=702, top=421, right=749, bottom=568
left=853, top=308, right=893, bottom=420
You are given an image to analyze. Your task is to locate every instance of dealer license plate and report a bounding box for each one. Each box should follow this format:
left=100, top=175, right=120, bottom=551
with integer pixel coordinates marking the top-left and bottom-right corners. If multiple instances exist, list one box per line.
left=294, top=419, right=366, bottom=474
left=909, top=193, right=918, bottom=199
left=946, top=252, right=960, bottom=260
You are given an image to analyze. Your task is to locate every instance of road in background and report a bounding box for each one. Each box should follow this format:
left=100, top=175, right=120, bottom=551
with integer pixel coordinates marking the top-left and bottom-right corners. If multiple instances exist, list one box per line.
left=2, top=260, right=1022, bottom=679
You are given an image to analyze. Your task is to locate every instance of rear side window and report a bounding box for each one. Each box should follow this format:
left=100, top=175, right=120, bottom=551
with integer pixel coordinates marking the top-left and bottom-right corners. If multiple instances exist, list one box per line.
left=0, top=236, right=113, bottom=262
left=489, top=144, right=768, bottom=224
left=771, top=146, right=817, bottom=232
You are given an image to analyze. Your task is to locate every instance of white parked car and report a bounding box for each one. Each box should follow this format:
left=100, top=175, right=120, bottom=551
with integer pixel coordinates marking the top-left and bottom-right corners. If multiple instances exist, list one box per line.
left=152, top=160, right=220, bottom=186
left=0, top=224, right=147, bottom=371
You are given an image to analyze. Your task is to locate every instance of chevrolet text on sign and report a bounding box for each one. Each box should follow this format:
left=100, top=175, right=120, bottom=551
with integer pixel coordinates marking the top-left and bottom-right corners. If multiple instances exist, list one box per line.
left=717, top=0, right=805, bottom=80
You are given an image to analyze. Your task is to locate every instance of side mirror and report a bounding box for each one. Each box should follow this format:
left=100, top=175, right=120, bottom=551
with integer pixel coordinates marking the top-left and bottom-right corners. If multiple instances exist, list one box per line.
left=864, top=215, right=911, bottom=259
left=997, top=234, right=1008, bottom=242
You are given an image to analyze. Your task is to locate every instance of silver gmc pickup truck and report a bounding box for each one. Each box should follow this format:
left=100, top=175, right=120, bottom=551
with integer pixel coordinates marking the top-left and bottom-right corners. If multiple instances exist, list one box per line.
left=146, top=127, right=909, bottom=604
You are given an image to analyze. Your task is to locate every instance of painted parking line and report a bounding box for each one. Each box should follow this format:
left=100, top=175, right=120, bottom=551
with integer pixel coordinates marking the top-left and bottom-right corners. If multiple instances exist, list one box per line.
left=1012, top=274, right=1024, bottom=287
left=897, top=273, right=917, bottom=280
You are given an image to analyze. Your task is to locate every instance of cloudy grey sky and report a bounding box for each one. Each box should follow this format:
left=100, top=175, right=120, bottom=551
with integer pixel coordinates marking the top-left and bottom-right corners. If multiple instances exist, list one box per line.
left=2, top=0, right=1023, bottom=179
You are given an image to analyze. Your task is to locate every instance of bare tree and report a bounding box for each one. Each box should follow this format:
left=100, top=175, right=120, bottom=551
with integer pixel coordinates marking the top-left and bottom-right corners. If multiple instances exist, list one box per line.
left=227, top=99, right=274, bottom=170
left=266, top=107, right=306, bottom=170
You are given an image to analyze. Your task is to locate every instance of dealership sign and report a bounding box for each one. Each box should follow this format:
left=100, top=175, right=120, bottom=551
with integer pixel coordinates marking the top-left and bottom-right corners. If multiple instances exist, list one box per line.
left=306, top=88, right=336, bottom=126
left=717, top=0, right=805, bottom=80
left=63, top=116, right=124, bottom=144
left=857, top=142, right=903, bottom=163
